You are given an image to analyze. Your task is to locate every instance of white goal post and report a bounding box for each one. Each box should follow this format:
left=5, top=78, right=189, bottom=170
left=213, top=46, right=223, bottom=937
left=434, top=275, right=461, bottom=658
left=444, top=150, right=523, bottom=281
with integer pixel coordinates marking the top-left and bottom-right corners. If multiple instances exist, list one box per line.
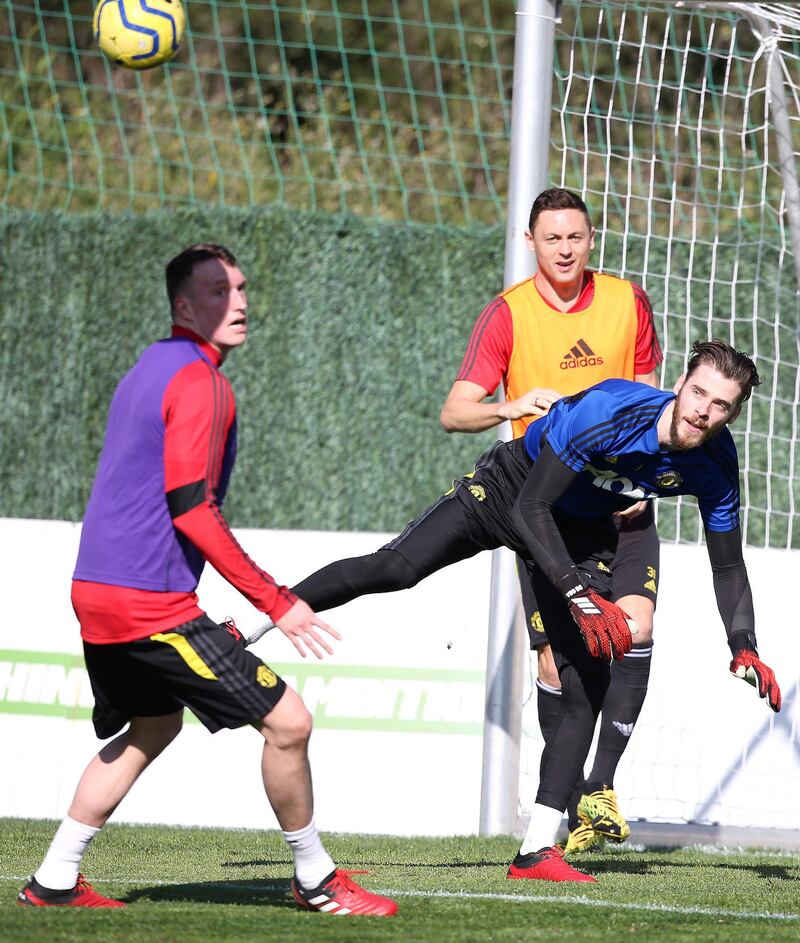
left=480, top=0, right=800, bottom=838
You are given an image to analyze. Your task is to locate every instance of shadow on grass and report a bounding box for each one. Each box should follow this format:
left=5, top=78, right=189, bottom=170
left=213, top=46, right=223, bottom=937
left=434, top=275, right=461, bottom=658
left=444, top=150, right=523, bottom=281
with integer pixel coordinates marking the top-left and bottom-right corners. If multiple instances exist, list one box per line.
left=222, top=858, right=509, bottom=871
left=574, top=849, right=800, bottom=882
left=124, top=878, right=296, bottom=909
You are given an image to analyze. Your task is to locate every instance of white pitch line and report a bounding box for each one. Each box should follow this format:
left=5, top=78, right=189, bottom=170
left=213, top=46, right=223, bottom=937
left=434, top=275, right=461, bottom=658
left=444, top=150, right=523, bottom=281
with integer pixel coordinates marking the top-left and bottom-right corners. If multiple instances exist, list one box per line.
left=376, top=888, right=800, bottom=922
left=2, top=875, right=798, bottom=922
left=686, top=845, right=800, bottom=861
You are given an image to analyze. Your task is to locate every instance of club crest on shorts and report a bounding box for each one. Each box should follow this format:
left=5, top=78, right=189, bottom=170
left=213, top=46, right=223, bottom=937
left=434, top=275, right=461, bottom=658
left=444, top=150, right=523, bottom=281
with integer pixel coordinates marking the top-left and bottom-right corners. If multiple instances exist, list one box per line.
left=655, top=470, right=682, bottom=489
left=256, top=664, right=278, bottom=687
left=468, top=483, right=486, bottom=502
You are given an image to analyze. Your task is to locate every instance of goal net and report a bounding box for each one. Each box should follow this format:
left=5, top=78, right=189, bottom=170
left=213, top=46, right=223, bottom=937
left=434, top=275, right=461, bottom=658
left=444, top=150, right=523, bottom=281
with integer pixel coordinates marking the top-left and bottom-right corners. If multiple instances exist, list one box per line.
left=2, top=0, right=799, bottom=839
left=518, top=0, right=800, bottom=833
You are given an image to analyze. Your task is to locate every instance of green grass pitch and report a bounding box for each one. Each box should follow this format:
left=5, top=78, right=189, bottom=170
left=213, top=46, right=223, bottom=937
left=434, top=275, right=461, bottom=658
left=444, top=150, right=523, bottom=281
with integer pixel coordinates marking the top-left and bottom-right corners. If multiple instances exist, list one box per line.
left=3, top=818, right=800, bottom=942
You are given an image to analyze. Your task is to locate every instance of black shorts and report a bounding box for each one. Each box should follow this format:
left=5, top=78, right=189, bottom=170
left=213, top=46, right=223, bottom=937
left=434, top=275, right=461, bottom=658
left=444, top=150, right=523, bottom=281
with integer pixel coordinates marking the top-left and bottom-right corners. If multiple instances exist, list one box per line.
left=83, top=614, right=287, bottom=740
left=521, top=501, right=660, bottom=649
left=610, top=502, right=660, bottom=602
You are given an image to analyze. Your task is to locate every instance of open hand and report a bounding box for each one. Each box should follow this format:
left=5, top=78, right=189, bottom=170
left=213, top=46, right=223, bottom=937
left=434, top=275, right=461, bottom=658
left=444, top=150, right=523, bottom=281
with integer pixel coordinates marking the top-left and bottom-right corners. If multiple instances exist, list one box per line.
left=276, top=599, right=341, bottom=659
left=500, top=387, right=562, bottom=421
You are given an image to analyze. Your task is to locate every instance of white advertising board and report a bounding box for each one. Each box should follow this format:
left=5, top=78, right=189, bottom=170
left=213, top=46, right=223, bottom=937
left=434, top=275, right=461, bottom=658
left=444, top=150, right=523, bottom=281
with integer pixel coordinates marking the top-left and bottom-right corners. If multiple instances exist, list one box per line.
left=1, top=518, right=797, bottom=835
left=0, top=518, right=489, bottom=835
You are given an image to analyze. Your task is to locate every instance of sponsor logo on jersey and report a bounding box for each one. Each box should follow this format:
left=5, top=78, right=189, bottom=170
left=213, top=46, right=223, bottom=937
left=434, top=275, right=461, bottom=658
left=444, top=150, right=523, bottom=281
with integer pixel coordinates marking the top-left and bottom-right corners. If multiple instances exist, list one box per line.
left=612, top=720, right=635, bottom=737
left=256, top=664, right=278, bottom=688
left=530, top=610, right=545, bottom=634
left=468, top=484, right=486, bottom=502
left=584, top=462, right=658, bottom=500
left=655, top=470, right=683, bottom=488
left=561, top=338, right=604, bottom=370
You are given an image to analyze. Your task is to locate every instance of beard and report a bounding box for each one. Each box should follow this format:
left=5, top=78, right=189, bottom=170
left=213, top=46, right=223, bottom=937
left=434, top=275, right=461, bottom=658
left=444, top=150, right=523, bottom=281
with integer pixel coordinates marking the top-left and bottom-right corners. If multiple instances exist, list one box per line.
left=668, top=408, right=720, bottom=450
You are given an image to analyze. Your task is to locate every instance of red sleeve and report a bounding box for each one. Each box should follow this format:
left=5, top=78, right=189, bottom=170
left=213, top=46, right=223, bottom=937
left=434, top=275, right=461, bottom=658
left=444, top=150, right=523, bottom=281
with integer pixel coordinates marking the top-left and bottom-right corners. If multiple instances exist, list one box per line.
left=162, top=361, right=297, bottom=621
left=455, top=297, right=513, bottom=395
left=632, top=283, right=663, bottom=375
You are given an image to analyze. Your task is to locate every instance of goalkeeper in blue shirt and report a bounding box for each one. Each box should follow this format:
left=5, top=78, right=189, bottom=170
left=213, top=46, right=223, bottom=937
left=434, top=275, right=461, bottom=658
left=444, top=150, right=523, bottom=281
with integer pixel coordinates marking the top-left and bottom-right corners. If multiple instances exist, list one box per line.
left=255, top=339, right=781, bottom=884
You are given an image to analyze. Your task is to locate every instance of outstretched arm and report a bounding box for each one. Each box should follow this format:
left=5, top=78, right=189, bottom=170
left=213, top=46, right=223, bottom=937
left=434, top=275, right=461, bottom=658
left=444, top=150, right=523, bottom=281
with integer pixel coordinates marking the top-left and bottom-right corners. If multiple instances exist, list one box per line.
left=705, top=526, right=756, bottom=652
left=163, top=366, right=298, bottom=621
left=511, top=442, right=634, bottom=661
left=162, top=364, right=337, bottom=658
left=706, top=527, right=781, bottom=711
left=510, top=442, right=581, bottom=587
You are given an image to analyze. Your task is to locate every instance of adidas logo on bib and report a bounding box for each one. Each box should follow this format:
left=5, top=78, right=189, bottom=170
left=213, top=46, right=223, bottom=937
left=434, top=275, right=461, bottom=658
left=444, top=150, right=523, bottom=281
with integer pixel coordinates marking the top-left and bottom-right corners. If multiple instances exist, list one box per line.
left=561, top=338, right=604, bottom=369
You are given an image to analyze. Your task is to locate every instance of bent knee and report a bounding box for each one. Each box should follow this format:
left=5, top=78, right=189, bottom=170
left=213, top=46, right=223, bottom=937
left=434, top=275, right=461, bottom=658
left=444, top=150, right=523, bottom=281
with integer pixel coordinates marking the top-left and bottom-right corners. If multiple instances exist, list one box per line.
left=375, top=549, right=419, bottom=591
left=261, top=688, right=313, bottom=748
left=278, top=713, right=313, bottom=749
left=615, top=595, right=654, bottom=643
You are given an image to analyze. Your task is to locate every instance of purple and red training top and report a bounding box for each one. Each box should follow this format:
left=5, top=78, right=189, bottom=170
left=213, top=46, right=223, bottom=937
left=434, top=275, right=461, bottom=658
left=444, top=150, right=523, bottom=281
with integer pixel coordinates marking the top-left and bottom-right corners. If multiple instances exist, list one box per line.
left=73, top=326, right=296, bottom=644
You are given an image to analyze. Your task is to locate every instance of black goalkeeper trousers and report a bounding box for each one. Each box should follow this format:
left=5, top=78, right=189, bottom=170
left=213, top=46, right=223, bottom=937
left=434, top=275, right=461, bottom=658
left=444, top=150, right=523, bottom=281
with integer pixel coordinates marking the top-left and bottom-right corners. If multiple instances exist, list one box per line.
left=291, top=438, right=617, bottom=812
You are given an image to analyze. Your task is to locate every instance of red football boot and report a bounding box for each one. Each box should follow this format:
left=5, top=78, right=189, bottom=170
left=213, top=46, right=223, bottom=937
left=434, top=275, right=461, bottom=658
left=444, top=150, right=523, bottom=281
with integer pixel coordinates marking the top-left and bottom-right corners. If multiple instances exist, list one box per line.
left=291, top=869, right=398, bottom=916
left=507, top=846, right=597, bottom=883
left=17, top=874, right=126, bottom=908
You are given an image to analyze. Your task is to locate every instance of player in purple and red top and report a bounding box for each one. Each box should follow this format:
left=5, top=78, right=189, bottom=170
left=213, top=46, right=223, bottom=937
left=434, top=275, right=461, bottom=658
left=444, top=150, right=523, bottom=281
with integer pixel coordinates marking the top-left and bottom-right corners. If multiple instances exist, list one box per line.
left=18, top=244, right=397, bottom=917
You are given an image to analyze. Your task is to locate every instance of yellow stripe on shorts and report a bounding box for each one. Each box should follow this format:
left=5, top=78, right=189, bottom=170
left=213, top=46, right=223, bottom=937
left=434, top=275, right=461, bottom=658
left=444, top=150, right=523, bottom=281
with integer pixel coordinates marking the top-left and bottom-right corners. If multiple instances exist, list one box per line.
left=444, top=468, right=476, bottom=497
left=151, top=632, right=218, bottom=681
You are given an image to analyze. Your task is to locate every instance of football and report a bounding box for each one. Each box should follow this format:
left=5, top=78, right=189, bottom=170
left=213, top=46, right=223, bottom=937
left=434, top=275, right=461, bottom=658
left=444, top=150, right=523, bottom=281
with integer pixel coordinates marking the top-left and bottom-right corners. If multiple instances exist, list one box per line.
left=93, top=0, right=186, bottom=71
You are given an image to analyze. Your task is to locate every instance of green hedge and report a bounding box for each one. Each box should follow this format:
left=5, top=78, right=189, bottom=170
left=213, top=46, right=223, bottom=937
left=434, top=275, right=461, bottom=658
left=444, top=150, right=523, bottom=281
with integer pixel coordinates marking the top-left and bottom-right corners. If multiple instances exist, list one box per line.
left=2, top=206, right=797, bottom=546
left=0, top=206, right=500, bottom=533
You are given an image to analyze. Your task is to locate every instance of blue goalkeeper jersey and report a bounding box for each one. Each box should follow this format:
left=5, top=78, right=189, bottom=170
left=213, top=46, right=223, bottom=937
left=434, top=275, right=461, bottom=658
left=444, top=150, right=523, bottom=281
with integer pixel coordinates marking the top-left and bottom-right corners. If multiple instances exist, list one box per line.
left=522, top=379, right=741, bottom=532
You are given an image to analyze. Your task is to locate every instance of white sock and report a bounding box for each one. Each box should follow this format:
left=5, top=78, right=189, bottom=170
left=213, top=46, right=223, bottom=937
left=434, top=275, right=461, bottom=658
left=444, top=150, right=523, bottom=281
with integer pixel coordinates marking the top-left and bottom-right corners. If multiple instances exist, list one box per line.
left=282, top=817, right=336, bottom=890
left=519, top=803, right=563, bottom=855
left=34, top=816, right=101, bottom=890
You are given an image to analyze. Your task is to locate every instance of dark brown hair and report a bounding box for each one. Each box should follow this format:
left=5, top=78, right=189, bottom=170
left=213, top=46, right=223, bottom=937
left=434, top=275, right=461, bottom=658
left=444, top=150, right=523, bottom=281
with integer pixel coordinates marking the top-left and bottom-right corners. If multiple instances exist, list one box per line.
left=528, top=187, right=593, bottom=234
left=685, top=339, right=761, bottom=403
left=165, top=243, right=238, bottom=310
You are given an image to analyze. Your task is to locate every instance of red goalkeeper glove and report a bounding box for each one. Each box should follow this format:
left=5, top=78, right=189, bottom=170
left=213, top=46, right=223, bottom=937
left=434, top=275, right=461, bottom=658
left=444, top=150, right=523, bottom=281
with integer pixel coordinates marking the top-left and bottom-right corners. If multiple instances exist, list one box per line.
left=567, top=587, right=634, bottom=662
left=730, top=649, right=782, bottom=712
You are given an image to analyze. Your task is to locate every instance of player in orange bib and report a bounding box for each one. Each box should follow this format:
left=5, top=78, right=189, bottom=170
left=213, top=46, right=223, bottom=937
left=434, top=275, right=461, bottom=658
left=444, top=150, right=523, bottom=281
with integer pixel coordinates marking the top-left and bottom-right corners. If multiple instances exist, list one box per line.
left=441, top=187, right=663, bottom=853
